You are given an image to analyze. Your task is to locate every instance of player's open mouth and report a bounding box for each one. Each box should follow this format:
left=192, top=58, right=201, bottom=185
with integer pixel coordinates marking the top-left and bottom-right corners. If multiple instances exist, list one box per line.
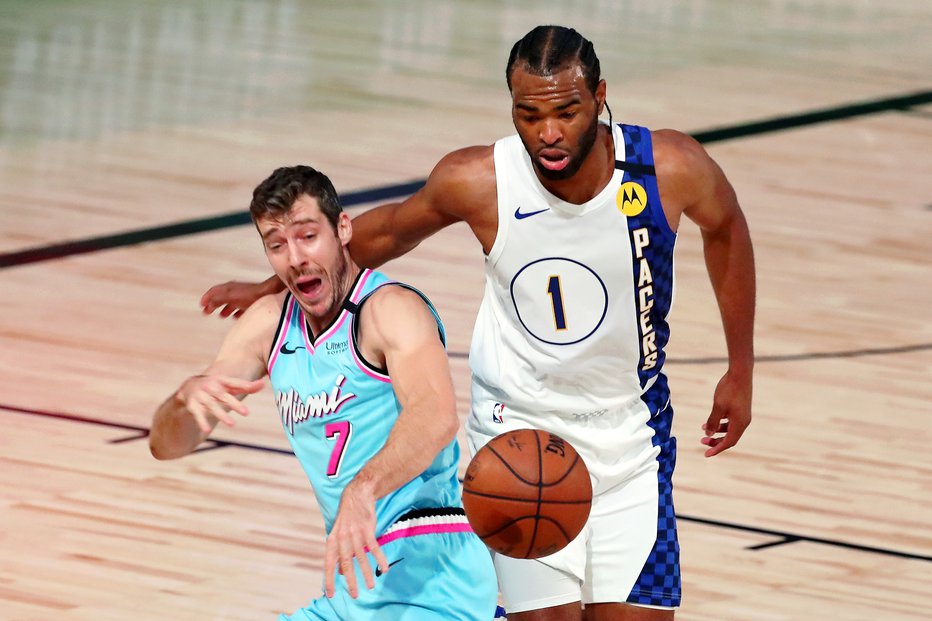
left=538, top=150, right=569, bottom=171
left=295, top=276, right=323, bottom=298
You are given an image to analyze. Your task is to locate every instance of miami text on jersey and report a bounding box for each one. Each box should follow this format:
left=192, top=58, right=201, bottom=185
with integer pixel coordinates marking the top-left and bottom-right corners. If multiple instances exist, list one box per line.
left=276, top=374, right=356, bottom=436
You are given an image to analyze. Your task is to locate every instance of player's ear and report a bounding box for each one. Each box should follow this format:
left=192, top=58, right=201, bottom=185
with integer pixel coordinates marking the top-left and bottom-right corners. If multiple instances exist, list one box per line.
left=595, top=79, right=606, bottom=115
left=337, top=212, right=352, bottom=246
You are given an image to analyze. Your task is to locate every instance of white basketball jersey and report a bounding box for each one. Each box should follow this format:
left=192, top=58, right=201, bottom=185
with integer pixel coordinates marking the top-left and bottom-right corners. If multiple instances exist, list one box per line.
left=469, top=123, right=677, bottom=417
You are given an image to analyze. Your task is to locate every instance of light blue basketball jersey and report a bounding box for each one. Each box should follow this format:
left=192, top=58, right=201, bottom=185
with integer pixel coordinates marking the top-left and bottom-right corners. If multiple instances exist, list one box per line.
left=267, top=268, right=462, bottom=535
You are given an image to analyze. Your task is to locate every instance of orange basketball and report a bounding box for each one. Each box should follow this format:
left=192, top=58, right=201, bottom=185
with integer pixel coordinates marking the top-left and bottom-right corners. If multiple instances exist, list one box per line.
left=462, top=428, right=592, bottom=559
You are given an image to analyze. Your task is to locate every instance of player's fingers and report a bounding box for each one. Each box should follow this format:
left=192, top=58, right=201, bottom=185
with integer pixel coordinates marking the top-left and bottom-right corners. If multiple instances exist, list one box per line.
left=213, top=390, right=250, bottom=417
left=342, top=553, right=358, bottom=598
left=219, top=377, right=266, bottom=395
left=356, top=546, right=375, bottom=590
left=204, top=398, right=236, bottom=427
left=218, top=304, right=236, bottom=318
left=233, top=309, right=244, bottom=319
left=324, top=540, right=339, bottom=598
left=368, top=538, right=389, bottom=576
left=703, top=433, right=736, bottom=457
left=187, top=400, right=214, bottom=434
left=200, top=289, right=218, bottom=312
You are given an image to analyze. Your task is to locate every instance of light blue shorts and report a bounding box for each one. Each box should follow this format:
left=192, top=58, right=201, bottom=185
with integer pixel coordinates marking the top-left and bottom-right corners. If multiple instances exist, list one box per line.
left=280, top=508, right=499, bottom=621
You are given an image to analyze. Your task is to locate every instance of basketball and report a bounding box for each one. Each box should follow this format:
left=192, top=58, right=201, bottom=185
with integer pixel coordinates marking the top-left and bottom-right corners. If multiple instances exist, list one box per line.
left=462, top=428, right=593, bottom=559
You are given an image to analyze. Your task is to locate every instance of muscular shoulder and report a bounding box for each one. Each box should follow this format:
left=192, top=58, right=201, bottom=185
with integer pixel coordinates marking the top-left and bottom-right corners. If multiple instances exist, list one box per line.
left=652, top=128, right=738, bottom=231
left=652, top=129, right=712, bottom=192
left=355, top=285, right=440, bottom=369
left=211, top=291, right=284, bottom=375
left=652, top=129, right=720, bottom=222
left=425, top=145, right=496, bottom=220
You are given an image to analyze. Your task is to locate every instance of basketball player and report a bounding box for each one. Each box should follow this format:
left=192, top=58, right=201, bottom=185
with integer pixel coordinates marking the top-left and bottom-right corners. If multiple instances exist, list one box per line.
left=200, top=26, right=755, bottom=621
left=151, top=165, right=499, bottom=620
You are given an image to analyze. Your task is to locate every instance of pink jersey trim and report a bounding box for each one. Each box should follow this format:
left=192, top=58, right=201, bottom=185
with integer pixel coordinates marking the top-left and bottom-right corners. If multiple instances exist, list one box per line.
left=267, top=297, right=297, bottom=375
left=376, top=522, right=474, bottom=546
left=304, top=269, right=374, bottom=348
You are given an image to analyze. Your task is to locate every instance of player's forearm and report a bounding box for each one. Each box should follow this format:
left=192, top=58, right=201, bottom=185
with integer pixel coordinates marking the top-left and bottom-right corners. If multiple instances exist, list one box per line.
left=702, top=209, right=756, bottom=376
left=349, top=399, right=459, bottom=501
left=349, top=203, right=419, bottom=268
left=261, top=274, right=286, bottom=294
left=149, top=389, right=209, bottom=460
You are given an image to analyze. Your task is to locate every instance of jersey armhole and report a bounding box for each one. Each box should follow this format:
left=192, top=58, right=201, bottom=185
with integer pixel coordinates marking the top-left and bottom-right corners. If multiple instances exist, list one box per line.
left=267, top=294, right=294, bottom=374
left=349, top=283, right=446, bottom=378
left=486, top=139, right=510, bottom=269
left=640, top=128, right=677, bottom=243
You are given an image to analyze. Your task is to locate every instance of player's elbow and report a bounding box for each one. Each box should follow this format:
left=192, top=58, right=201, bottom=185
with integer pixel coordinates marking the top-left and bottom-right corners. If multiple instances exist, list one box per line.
left=438, top=409, right=459, bottom=445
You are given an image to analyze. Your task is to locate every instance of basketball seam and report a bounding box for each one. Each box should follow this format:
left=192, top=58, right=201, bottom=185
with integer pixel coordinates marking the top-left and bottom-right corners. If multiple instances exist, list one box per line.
left=487, top=444, right=538, bottom=486
left=461, top=490, right=591, bottom=504
left=526, top=430, right=543, bottom=559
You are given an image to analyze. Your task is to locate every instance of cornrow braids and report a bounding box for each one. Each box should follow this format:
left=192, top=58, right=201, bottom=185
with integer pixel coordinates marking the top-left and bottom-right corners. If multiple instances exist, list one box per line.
left=506, top=25, right=601, bottom=94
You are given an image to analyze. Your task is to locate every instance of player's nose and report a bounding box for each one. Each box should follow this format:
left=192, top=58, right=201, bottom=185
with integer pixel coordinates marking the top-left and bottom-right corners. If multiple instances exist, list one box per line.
left=539, top=120, right=562, bottom=145
left=286, top=242, right=307, bottom=268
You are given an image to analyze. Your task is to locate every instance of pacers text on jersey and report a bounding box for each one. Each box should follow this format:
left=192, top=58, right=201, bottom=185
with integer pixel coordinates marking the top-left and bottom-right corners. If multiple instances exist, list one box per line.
left=632, top=227, right=658, bottom=371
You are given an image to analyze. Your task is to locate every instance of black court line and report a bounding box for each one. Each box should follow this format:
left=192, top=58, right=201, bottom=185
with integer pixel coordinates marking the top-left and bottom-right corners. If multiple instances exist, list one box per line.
left=689, top=89, right=932, bottom=143
left=0, top=89, right=930, bottom=270
left=680, top=514, right=932, bottom=562
left=3, top=402, right=930, bottom=564
left=0, top=180, right=425, bottom=269
left=447, top=342, right=932, bottom=364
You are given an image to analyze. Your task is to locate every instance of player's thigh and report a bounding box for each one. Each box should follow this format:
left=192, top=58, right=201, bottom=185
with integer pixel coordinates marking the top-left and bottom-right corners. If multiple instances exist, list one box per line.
left=507, top=602, right=584, bottom=621
left=494, top=551, right=583, bottom=615
left=583, top=467, right=660, bottom=604
left=380, top=531, right=498, bottom=620
left=584, top=602, right=674, bottom=621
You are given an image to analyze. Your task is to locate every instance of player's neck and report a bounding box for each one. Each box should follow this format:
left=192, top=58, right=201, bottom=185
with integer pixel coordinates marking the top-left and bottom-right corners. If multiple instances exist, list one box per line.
left=537, top=124, right=614, bottom=205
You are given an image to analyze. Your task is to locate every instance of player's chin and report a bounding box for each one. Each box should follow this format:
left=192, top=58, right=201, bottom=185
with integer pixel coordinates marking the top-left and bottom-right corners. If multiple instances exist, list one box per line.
left=533, top=158, right=578, bottom=181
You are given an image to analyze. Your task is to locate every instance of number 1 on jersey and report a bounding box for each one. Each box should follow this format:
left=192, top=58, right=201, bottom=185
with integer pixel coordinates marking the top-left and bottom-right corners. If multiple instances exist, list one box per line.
left=325, top=420, right=352, bottom=478
left=547, top=275, right=568, bottom=331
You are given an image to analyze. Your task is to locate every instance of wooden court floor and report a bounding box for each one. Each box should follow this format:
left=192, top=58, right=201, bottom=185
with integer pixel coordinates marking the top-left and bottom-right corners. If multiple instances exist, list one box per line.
left=0, top=1, right=930, bottom=619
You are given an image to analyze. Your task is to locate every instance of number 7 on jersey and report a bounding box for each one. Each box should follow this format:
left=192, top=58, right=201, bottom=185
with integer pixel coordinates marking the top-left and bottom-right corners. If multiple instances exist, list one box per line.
left=325, top=421, right=352, bottom=478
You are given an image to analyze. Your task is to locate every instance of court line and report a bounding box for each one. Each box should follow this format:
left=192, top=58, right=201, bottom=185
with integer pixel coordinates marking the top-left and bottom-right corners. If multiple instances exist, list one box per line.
left=2, top=402, right=929, bottom=564
left=0, top=181, right=426, bottom=268
left=0, top=89, right=929, bottom=270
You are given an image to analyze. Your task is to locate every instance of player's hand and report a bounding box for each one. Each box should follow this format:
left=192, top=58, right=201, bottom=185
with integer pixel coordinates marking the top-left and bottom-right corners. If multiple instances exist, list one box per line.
left=200, top=280, right=267, bottom=319
left=176, top=375, right=265, bottom=434
left=324, top=478, right=389, bottom=599
left=701, top=369, right=752, bottom=457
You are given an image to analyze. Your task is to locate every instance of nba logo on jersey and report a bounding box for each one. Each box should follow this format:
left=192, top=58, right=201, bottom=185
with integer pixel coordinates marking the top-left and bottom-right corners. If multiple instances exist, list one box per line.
left=492, top=403, right=506, bottom=424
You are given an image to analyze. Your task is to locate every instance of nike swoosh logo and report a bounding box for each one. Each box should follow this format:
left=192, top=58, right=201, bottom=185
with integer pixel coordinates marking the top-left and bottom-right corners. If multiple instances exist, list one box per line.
left=514, top=206, right=549, bottom=220
left=279, top=343, right=306, bottom=355
left=375, top=557, right=404, bottom=577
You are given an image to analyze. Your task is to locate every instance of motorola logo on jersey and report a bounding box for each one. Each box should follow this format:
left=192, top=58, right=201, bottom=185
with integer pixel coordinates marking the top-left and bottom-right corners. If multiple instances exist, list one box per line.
left=616, top=181, right=647, bottom=217
left=275, top=374, right=356, bottom=435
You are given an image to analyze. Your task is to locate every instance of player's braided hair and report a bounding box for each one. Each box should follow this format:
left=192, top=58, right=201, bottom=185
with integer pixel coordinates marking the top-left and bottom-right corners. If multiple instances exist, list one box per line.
left=249, top=165, right=342, bottom=230
left=506, top=25, right=601, bottom=94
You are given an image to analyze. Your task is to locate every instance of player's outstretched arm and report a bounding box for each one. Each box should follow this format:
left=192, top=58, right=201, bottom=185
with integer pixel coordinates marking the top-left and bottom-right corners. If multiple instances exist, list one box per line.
left=150, top=294, right=279, bottom=459
left=200, top=274, right=285, bottom=319
left=200, top=147, right=494, bottom=319
left=323, top=286, right=459, bottom=599
left=656, top=130, right=756, bottom=458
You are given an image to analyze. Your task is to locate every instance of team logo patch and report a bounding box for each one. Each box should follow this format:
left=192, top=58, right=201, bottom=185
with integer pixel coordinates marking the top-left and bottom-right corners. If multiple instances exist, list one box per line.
left=617, top=181, right=647, bottom=216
